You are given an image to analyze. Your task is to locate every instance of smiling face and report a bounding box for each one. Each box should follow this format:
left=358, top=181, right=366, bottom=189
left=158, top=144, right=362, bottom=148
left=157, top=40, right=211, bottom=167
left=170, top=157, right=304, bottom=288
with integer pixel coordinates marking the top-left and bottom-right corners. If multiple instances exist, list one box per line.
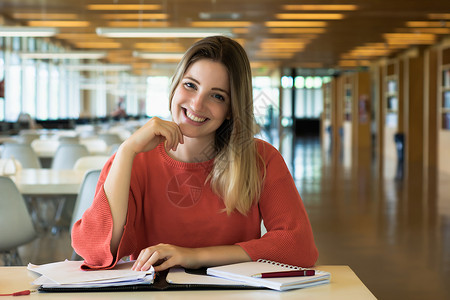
left=170, top=59, right=231, bottom=142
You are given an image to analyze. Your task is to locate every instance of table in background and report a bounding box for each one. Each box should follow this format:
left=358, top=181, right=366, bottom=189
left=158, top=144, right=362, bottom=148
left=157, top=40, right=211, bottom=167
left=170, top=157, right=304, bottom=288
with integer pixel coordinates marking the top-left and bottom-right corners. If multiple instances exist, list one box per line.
left=11, top=169, right=86, bottom=195
left=9, top=169, right=87, bottom=232
left=0, top=265, right=376, bottom=299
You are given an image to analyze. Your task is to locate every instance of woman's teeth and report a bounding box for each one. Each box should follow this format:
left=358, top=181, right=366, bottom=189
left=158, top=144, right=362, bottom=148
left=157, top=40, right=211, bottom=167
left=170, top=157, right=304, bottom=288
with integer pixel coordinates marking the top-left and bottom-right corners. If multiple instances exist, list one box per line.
left=186, top=110, right=206, bottom=123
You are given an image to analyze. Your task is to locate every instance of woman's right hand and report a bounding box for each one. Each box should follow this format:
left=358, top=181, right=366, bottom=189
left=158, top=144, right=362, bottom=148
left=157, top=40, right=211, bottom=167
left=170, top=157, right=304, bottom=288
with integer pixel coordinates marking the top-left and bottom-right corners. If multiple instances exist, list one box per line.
left=123, top=117, right=184, bottom=155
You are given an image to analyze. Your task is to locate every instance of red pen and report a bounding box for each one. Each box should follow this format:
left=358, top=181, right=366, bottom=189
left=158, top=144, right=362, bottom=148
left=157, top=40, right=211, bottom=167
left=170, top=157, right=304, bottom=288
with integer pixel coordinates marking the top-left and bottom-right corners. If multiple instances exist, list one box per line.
left=251, top=270, right=315, bottom=278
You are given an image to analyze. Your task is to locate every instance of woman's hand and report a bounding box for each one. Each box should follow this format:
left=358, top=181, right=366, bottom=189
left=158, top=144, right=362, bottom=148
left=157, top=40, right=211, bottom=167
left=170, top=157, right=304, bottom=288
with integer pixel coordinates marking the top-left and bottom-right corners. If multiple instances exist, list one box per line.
left=123, top=117, right=184, bottom=155
left=131, top=244, right=200, bottom=272
left=131, top=244, right=252, bottom=272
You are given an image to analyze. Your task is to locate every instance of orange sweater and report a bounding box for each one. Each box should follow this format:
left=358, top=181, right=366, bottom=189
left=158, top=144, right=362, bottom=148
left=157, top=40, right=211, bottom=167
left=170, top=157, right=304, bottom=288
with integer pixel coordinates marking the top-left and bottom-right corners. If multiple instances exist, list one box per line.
left=71, top=139, right=318, bottom=269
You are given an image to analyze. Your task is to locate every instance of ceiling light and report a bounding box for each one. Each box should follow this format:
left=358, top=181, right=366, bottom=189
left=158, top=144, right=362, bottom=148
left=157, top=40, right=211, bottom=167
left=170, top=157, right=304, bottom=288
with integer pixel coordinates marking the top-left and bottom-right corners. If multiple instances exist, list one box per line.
left=74, top=42, right=122, bottom=49
left=268, top=28, right=326, bottom=34
left=427, top=13, right=450, bottom=19
left=56, top=33, right=99, bottom=39
left=190, top=21, right=251, bottom=27
left=134, top=42, right=185, bottom=51
left=133, top=52, right=184, bottom=60
left=233, top=28, right=250, bottom=34
left=12, top=13, right=79, bottom=20
left=265, top=21, right=327, bottom=27
left=402, top=28, right=450, bottom=34
left=19, top=51, right=106, bottom=59
left=276, top=13, right=344, bottom=20
left=27, top=21, right=90, bottom=27
left=406, top=21, right=450, bottom=28
left=100, top=13, right=168, bottom=20
left=87, top=4, right=162, bottom=10
left=97, top=27, right=233, bottom=38
left=282, top=5, right=359, bottom=11
left=0, top=26, right=59, bottom=37
left=106, top=21, right=169, bottom=27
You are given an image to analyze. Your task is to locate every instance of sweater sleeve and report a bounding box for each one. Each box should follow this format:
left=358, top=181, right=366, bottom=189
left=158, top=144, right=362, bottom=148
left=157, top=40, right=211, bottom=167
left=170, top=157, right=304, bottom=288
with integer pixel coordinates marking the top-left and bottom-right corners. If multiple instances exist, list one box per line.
left=236, top=142, right=318, bottom=268
left=71, top=156, right=140, bottom=270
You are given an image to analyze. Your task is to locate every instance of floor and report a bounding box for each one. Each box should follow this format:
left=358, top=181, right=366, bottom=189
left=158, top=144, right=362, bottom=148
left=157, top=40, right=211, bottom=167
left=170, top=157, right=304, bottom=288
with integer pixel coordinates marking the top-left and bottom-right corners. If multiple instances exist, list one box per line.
left=4, top=130, right=450, bottom=299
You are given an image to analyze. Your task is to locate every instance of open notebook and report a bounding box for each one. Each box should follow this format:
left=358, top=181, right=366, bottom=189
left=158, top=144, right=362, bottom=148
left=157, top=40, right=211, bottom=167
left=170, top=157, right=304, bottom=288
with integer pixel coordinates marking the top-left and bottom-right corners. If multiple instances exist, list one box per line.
left=29, top=259, right=329, bottom=292
left=28, top=260, right=154, bottom=289
left=207, top=259, right=331, bottom=291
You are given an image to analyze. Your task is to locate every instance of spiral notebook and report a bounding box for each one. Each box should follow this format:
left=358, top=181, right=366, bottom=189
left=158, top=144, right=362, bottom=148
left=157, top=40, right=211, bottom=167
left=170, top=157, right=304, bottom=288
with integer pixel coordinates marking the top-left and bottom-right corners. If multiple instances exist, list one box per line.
left=206, top=259, right=331, bottom=291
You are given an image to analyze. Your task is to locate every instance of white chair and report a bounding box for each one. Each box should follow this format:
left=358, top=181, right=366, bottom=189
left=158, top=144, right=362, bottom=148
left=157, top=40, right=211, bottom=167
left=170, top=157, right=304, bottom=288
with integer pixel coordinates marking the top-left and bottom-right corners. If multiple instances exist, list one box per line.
left=31, top=139, right=60, bottom=157
left=98, top=133, right=122, bottom=146
left=0, top=158, right=22, bottom=175
left=73, top=155, right=110, bottom=172
left=58, top=136, right=79, bottom=144
left=70, top=169, right=101, bottom=260
left=51, top=144, right=89, bottom=170
left=80, top=138, right=108, bottom=155
left=0, top=176, right=37, bottom=265
left=108, top=126, right=131, bottom=141
left=1, top=143, right=41, bottom=168
left=48, top=144, right=89, bottom=234
left=17, top=132, right=40, bottom=144
left=108, top=143, right=120, bottom=155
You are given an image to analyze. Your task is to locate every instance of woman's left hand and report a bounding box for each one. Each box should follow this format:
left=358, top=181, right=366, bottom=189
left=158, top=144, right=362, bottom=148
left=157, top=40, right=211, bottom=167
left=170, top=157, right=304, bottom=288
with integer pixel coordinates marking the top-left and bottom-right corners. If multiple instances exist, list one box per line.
left=131, top=243, right=199, bottom=272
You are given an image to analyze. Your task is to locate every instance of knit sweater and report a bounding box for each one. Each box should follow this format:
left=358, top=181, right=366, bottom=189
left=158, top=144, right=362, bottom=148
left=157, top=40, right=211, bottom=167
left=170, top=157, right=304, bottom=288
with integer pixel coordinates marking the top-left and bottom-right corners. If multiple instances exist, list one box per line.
left=71, top=139, right=318, bottom=269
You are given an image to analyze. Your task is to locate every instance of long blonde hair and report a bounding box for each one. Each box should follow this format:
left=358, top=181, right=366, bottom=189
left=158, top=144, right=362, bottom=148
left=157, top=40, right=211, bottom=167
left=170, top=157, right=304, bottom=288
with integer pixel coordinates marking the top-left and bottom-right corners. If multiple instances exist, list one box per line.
left=169, top=36, right=264, bottom=215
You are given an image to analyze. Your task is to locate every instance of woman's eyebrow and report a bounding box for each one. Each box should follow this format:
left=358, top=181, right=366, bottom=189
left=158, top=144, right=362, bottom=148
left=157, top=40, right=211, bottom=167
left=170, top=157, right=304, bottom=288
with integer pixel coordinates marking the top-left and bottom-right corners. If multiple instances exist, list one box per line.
left=212, top=87, right=230, bottom=97
left=184, top=76, right=230, bottom=97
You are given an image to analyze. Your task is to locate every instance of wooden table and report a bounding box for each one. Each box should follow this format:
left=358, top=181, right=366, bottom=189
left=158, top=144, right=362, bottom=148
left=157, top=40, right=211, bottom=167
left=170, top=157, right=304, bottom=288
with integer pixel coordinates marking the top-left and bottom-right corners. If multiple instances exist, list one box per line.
left=0, top=265, right=376, bottom=299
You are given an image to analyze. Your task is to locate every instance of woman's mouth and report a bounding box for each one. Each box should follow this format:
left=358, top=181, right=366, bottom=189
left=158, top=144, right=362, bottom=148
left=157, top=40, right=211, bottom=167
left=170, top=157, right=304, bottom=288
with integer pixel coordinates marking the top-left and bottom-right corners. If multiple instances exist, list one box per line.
left=185, top=109, right=208, bottom=123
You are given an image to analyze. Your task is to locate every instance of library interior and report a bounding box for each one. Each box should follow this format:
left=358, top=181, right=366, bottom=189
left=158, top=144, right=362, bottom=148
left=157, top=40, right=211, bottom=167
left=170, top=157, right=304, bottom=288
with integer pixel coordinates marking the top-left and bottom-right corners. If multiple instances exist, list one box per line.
left=0, top=1, right=450, bottom=299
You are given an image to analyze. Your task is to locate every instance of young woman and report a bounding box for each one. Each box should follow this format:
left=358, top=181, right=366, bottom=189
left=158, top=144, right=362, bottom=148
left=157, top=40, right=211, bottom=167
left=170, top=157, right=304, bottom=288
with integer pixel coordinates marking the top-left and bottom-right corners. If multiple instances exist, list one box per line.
left=71, top=36, right=318, bottom=272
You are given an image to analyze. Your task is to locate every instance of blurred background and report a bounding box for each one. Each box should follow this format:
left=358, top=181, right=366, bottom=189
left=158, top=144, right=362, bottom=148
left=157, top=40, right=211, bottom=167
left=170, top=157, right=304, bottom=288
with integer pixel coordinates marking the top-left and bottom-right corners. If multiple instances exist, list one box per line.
left=1, top=1, right=450, bottom=299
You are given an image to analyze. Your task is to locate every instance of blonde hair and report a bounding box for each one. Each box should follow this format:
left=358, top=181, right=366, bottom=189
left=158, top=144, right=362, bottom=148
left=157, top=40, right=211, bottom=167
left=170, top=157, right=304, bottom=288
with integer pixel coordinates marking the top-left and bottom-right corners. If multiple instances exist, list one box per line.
left=169, top=36, right=264, bottom=215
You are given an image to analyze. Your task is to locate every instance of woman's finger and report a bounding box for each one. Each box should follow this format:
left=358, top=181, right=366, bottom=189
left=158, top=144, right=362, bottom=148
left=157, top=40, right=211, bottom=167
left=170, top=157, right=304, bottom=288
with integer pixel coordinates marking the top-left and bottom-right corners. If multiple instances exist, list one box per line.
left=132, top=248, right=154, bottom=271
left=140, top=251, right=163, bottom=271
left=153, top=258, right=175, bottom=272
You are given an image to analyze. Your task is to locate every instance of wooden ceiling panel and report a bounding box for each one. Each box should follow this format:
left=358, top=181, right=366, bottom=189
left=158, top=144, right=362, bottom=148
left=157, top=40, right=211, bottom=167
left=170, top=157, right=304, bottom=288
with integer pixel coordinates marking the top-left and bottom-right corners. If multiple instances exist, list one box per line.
left=1, top=0, right=450, bottom=74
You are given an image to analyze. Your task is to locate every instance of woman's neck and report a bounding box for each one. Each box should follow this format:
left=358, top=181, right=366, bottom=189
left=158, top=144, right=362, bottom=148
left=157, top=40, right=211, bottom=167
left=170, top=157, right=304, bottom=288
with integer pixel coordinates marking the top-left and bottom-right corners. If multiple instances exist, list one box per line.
left=167, top=136, right=216, bottom=163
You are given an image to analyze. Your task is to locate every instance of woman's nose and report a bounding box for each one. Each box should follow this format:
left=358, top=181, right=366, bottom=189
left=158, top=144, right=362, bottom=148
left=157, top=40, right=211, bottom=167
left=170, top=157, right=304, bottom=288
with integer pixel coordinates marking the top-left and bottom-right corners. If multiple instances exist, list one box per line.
left=190, top=93, right=206, bottom=111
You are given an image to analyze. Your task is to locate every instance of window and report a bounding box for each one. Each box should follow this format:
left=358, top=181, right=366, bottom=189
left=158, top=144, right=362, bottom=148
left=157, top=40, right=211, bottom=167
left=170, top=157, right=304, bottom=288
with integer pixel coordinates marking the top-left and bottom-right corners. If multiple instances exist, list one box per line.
left=58, top=65, right=69, bottom=118
left=48, top=63, right=60, bottom=119
left=4, top=53, right=21, bottom=122
left=36, top=61, right=49, bottom=120
left=146, top=76, right=170, bottom=119
left=67, top=70, right=81, bottom=118
left=294, top=76, right=324, bottom=119
left=253, top=76, right=280, bottom=128
left=22, top=59, right=37, bottom=118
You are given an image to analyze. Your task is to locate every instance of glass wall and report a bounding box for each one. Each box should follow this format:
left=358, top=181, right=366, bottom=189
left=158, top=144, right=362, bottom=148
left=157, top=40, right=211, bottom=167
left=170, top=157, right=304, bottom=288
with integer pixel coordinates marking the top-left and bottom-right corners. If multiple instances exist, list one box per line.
left=0, top=35, right=86, bottom=123
left=0, top=33, right=287, bottom=124
left=281, top=75, right=331, bottom=121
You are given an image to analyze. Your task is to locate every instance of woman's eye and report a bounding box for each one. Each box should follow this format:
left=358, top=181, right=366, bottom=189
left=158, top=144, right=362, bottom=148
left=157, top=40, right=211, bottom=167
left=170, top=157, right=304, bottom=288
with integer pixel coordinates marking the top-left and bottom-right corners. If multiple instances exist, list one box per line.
left=213, top=94, right=225, bottom=101
left=184, top=82, right=196, bottom=90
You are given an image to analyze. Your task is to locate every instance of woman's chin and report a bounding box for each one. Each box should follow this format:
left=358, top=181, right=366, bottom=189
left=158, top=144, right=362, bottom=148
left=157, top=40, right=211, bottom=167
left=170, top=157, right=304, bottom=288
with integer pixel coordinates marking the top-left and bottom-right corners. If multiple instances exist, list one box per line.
left=178, top=123, right=215, bottom=141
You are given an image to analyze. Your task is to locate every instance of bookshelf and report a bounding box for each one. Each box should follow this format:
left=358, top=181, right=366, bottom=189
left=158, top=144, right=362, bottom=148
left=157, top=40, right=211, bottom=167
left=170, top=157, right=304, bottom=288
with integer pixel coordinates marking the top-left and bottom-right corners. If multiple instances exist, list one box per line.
left=382, top=60, right=401, bottom=163
left=321, top=81, right=333, bottom=152
left=442, top=64, right=450, bottom=130
left=322, top=81, right=332, bottom=121
left=386, top=75, right=398, bottom=128
left=344, top=83, right=352, bottom=121
left=385, top=60, right=399, bottom=129
left=438, top=42, right=450, bottom=175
